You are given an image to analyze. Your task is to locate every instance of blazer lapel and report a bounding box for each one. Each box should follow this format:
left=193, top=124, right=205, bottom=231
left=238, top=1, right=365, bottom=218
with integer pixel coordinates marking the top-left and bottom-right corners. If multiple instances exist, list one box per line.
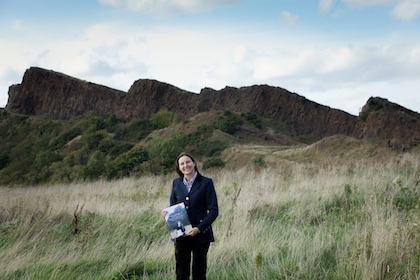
left=177, top=179, right=189, bottom=196
left=188, top=178, right=202, bottom=195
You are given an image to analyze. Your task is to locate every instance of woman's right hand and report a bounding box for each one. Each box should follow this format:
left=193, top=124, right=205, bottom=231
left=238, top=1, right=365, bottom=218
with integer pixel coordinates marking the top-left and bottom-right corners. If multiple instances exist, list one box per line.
left=161, top=209, right=167, bottom=219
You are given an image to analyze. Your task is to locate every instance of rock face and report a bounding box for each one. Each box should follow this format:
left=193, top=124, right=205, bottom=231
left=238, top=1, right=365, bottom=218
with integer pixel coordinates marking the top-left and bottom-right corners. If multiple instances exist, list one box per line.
left=353, top=97, right=420, bottom=146
left=6, top=67, right=419, bottom=144
left=6, top=67, right=126, bottom=118
left=122, top=81, right=357, bottom=140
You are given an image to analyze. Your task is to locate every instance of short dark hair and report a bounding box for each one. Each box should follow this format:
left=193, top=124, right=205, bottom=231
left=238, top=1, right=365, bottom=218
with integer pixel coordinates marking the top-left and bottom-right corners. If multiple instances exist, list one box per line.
left=175, top=152, right=199, bottom=177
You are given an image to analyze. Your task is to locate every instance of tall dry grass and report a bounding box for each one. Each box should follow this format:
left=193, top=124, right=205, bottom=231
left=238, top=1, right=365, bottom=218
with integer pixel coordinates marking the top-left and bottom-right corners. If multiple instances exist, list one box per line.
left=0, top=152, right=418, bottom=279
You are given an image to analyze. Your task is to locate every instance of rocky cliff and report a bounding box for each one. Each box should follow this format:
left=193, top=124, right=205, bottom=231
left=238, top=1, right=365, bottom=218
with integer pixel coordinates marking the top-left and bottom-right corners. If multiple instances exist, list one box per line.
left=6, top=67, right=419, bottom=144
left=6, top=67, right=126, bottom=118
left=353, top=97, right=420, bottom=145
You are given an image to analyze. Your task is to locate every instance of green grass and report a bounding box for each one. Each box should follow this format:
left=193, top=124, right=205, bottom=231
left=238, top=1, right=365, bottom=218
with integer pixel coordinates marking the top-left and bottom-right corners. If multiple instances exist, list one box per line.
left=0, top=151, right=419, bottom=279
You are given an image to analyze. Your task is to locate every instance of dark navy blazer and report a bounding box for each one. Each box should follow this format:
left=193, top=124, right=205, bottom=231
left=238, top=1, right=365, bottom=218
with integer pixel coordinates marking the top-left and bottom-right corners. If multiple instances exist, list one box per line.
left=170, top=173, right=219, bottom=243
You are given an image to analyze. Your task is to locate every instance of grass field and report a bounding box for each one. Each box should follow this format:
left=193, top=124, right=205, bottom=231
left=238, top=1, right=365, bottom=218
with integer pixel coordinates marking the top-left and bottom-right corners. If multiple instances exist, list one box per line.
left=0, top=142, right=419, bottom=279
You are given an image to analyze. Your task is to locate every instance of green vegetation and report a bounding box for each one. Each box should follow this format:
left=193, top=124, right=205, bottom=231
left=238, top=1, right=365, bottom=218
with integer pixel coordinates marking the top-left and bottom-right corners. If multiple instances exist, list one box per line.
left=150, top=108, right=181, bottom=129
left=215, top=110, right=244, bottom=135
left=0, top=109, right=231, bottom=186
left=251, top=155, right=266, bottom=168
left=241, top=112, right=262, bottom=129
left=2, top=107, right=419, bottom=278
left=0, top=153, right=418, bottom=279
left=0, top=109, right=273, bottom=186
left=202, top=157, right=225, bottom=169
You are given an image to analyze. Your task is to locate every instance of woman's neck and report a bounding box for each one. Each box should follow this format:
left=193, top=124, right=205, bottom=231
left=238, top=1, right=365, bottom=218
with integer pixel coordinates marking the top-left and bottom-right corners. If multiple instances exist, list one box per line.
left=184, top=171, right=196, bottom=183
left=185, top=175, right=193, bottom=183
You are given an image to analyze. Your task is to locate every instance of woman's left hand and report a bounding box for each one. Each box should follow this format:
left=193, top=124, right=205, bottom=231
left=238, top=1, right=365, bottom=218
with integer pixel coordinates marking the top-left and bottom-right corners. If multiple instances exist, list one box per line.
left=186, top=227, right=200, bottom=237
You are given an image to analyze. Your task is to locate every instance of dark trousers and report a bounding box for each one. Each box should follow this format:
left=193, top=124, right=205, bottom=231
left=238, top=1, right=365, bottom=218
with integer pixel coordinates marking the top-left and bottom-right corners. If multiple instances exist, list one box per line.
left=175, top=238, right=210, bottom=280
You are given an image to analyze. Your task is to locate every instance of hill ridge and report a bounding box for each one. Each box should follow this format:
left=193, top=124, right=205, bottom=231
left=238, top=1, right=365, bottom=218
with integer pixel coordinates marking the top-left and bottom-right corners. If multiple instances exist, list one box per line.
left=5, top=67, right=420, bottom=145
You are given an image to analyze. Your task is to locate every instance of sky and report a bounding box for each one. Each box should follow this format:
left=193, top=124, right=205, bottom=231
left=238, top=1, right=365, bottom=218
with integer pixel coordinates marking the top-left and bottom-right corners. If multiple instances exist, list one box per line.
left=0, top=0, right=419, bottom=116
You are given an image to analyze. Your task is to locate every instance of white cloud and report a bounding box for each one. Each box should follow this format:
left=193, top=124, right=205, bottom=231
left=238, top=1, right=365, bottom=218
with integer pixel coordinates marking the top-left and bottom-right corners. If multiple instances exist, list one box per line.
left=97, top=0, right=239, bottom=15
left=303, top=79, right=420, bottom=115
left=279, top=11, right=299, bottom=26
left=392, top=0, right=420, bottom=20
left=327, top=0, right=420, bottom=20
left=342, top=0, right=395, bottom=7
left=318, top=0, right=334, bottom=14
left=1, top=13, right=419, bottom=114
left=317, top=46, right=358, bottom=73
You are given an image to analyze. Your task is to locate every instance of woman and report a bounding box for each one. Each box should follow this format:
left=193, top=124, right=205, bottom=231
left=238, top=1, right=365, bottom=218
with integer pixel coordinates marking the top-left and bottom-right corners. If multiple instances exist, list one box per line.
left=164, top=152, right=219, bottom=280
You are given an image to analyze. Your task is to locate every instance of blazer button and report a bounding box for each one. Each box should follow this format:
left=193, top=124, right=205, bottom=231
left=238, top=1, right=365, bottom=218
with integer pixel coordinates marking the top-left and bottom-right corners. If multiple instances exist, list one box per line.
left=186, top=206, right=189, bottom=209
left=186, top=197, right=189, bottom=200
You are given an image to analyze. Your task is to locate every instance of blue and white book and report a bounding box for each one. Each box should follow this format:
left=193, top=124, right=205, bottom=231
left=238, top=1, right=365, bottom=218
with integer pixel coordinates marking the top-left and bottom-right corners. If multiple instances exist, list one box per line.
left=163, top=202, right=192, bottom=239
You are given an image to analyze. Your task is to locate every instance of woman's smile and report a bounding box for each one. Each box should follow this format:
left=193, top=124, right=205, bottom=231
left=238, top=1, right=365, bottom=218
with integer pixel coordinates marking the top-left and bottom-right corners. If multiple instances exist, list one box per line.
left=178, top=155, right=196, bottom=177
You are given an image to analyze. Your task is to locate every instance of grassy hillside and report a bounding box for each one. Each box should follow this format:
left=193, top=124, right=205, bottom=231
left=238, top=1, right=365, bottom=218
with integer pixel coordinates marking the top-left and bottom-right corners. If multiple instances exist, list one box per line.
left=0, top=149, right=418, bottom=279
left=0, top=108, right=300, bottom=186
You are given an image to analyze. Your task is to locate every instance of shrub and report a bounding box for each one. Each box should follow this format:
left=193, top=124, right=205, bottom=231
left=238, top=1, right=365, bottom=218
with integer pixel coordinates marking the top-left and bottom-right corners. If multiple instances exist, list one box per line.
left=203, top=157, right=225, bottom=169
left=82, top=131, right=106, bottom=150
left=242, top=112, right=262, bottom=129
left=34, top=151, right=62, bottom=169
left=104, top=114, right=119, bottom=133
left=251, top=155, right=265, bottom=168
left=114, top=119, right=154, bottom=142
left=83, top=111, right=107, bottom=133
left=49, top=128, right=82, bottom=150
left=150, top=108, right=180, bottom=129
left=196, top=140, right=229, bottom=157
left=215, top=118, right=235, bottom=134
left=215, top=111, right=243, bottom=135
left=144, top=132, right=188, bottom=170
left=0, top=152, right=10, bottom=169
left=98, top=138, right=134, bottom=157
left=393, top=187, right=419, bottom=211
left=81, top=151, right=106, bottom=180
left=106, top=147, right=149, bottom=179
left=189, top=124, right=215, bottom=143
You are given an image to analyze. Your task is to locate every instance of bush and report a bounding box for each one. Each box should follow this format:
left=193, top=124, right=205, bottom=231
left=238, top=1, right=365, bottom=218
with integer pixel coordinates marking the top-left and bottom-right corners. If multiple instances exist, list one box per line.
left=150, top=108, right=180, bottom=129
left=82, top=131, right=106, bottom=150
left=188, top=124, right=215, bottom=144
left=393, top=187, right=419, bottom=211
left=114, top=119, right=154, bottom=142
left=104, top=114, right=119, bottom=133
left=215, top=111, right=243, bottom=135
left=83, top=111, right=107, bottom=133
left=242, top=112, right=262, bottom=129
left=106, top=147, right=149, bottom=179
left=98, top=138, right=134, bottom=157
left=34, top=151, right=62, bottom=169
left=251, top=155, right=265, bottom=167
left=0, top=152, right=10, bottom=169
left=203, top=157, right=225, bottom=169
left=49, top=128, right=82, bottom=150
left=81, top=151, right=106, bottom=180
left=144, top=132, right=188, bottom=170
left=196, top=140, right=228, bottom=157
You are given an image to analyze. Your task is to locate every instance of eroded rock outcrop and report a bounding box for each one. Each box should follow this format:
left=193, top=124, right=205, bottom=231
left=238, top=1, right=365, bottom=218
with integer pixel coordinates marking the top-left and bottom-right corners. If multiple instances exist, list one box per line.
left=6, top=67, right=126, bottom=119
left=6, top=67, right=419, bottom=144
left=353, top=97, right=420, bottom=145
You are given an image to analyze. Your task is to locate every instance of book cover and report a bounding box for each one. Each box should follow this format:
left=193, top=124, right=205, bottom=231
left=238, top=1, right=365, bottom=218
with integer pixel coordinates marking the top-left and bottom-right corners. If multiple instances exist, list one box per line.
left=163, top=202, right=192, bottom=239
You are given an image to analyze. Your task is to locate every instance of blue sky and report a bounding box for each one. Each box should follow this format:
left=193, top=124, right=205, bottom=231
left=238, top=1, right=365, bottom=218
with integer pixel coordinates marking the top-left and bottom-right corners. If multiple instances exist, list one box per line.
left=1, top=0, right=419, bottom=115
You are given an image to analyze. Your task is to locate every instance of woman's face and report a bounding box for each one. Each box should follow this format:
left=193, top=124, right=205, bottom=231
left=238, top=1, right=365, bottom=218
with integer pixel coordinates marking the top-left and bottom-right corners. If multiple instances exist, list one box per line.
left=178, top=155, right=196, bottom=177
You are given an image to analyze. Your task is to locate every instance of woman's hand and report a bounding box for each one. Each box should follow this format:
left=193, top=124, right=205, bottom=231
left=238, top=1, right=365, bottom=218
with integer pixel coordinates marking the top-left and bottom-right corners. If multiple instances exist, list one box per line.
left=186, top=227, right=200, bottom=237
left=160, top=209, right=167, bottom=219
